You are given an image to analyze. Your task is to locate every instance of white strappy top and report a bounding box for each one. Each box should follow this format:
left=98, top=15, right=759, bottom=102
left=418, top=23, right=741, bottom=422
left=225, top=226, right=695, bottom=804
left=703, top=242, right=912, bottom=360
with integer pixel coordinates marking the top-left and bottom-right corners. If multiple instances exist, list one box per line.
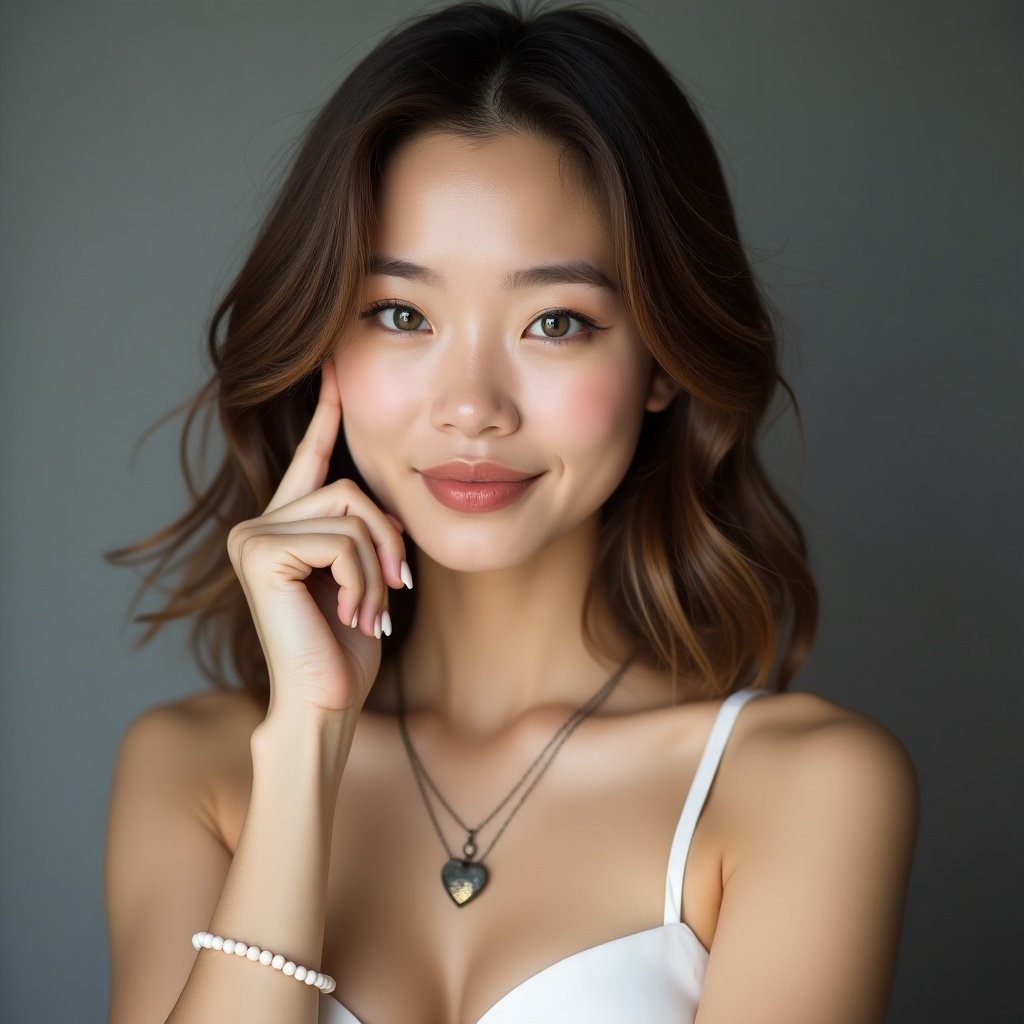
left=319, top=687, right=768, bottom=1023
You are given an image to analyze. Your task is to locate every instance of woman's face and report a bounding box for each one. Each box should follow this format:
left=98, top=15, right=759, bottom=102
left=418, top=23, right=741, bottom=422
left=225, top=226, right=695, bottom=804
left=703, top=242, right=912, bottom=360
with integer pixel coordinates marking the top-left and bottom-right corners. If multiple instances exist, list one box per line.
left=332, top=130, right=677, bottom=571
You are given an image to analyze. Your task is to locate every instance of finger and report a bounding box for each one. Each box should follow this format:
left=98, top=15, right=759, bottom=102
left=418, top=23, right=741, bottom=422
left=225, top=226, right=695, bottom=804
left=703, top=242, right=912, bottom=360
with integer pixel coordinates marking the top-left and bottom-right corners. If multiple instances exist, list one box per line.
left=255, top=479, right=410, bottom=591
left=238, top=516, right=387, bottom=634
left=303, top=538, right=368, bottom=631
left=239, top=529, right=380, bottom=638
left=264, top=363, right=342, bottom=515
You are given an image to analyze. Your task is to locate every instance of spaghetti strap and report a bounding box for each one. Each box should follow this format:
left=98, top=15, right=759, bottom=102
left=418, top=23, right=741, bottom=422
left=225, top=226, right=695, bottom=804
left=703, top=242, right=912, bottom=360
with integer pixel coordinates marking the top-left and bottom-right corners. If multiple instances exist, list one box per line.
left=662, top=688, right=769, bottom=926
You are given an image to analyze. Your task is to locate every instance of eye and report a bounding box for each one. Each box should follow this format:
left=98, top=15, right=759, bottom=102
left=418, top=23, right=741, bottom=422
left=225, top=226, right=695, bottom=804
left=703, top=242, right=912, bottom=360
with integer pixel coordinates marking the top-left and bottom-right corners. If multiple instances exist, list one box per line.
left=525, top=308, right=605, bottom=345
left=358, top=300, right=431, bottom=334
left=357, top=299, right=606, bottom=344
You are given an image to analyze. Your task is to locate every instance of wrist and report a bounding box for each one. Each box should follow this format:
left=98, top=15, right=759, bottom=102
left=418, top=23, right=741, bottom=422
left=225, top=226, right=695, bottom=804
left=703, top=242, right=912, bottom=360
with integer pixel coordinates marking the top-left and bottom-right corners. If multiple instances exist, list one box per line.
left=251, top=706, right=357, bottom=785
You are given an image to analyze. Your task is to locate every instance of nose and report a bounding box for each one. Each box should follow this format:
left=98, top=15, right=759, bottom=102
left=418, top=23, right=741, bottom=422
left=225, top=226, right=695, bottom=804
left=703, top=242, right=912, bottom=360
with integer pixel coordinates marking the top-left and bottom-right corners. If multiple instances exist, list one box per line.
left=429, top=337, right=520, bottom=437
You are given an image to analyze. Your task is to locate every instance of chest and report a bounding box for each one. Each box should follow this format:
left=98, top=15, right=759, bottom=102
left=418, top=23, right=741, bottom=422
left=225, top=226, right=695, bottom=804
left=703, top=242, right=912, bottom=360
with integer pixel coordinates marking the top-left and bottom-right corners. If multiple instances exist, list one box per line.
left=216, top=708, right=728, bottom=1024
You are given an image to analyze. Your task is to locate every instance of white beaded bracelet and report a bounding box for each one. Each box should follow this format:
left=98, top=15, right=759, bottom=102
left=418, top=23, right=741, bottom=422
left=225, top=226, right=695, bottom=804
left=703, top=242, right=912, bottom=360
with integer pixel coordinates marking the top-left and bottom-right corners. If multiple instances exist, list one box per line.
left=191, top=931, right=336, bottom=994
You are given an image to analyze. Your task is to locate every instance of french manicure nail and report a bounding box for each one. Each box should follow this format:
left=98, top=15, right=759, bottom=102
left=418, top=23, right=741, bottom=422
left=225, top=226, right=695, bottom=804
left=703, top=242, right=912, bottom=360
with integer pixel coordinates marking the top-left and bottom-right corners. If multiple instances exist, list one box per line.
left=373, top=613, right=382, bottom=639
left=381, top=610, right=392, bottom=636
left=350, top=608, right=359, bottom=629
left=400, top=559, right=414, bottom=590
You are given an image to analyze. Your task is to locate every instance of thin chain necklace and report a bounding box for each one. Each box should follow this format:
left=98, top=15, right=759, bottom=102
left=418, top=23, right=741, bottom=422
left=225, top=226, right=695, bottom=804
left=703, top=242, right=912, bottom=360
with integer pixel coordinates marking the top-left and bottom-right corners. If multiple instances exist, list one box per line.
left=394, top=649, right=636, bottom=906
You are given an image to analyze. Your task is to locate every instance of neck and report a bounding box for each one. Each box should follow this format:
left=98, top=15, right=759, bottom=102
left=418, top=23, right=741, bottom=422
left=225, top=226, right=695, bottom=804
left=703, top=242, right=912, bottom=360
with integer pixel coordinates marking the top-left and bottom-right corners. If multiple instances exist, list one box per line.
left=368, top=514, right=644, bottom=738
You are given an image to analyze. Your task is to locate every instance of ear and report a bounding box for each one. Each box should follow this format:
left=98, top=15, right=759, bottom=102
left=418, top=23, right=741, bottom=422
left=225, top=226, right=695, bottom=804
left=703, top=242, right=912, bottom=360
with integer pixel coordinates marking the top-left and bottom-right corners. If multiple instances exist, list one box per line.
left=644, top=362, right=682, bottom=413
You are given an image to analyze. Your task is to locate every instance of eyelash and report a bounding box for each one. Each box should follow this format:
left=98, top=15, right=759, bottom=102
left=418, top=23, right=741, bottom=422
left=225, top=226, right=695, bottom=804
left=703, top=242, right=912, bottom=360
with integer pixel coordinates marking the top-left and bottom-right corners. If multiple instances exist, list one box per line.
left=357, top=298, right=606, bottom=344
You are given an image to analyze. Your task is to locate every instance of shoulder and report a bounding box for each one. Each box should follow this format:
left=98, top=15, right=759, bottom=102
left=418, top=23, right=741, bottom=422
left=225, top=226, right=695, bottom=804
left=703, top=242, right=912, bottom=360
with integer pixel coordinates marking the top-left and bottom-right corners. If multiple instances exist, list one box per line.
left=691, top=690, right=919, bottom=1016
left=113, top=688, right=264, bottom=822
left=117, top=687, right=264, bottom=758
left=751, top=688, right=915, bottom=776
left=722, top=688, right=919, bottom=879
left=105, top=689, right=264, bottom=1021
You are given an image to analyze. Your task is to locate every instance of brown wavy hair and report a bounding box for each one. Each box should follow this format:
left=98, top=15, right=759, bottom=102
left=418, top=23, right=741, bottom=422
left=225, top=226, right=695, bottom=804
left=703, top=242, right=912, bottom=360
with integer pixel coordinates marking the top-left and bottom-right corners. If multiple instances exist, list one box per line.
left=105, top=0, right=818, bottom=715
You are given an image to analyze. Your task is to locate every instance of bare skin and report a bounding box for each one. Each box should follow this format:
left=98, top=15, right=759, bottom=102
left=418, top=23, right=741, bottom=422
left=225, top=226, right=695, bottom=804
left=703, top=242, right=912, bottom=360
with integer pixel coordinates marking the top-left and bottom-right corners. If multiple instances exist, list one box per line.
left=157, top=677, right=893, bottom=1024
left=107, top=129, right=917, bottom=1024
left=332, top=129, right=682, bottom=735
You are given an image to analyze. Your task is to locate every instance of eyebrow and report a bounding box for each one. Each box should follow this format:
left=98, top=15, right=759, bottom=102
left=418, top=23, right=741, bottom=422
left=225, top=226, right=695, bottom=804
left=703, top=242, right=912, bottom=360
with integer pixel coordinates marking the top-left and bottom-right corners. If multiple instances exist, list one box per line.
left=365, top=253, right=618, bottom=293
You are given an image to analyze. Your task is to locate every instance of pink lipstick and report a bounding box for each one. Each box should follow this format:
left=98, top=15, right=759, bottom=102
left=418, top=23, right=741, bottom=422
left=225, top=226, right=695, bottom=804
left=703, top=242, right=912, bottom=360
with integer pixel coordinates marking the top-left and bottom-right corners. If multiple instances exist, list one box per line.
left=418, top=460, right=543, bottom=512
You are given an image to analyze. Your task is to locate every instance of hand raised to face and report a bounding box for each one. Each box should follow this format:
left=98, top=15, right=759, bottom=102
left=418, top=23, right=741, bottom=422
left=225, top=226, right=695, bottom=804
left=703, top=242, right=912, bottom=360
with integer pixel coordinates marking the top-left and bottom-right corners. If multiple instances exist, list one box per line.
left=226, top=362, right=412, bottom=723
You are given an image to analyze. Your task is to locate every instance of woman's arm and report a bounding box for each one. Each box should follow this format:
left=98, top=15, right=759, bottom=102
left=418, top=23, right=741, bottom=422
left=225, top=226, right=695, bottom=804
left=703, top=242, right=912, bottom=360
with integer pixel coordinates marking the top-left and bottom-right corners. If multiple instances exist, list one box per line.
left=694, top=696, right=919, bottom=1024
left=106, top=362, right=404, bottom=1022
left=106, top=702, right=356, bottom=1024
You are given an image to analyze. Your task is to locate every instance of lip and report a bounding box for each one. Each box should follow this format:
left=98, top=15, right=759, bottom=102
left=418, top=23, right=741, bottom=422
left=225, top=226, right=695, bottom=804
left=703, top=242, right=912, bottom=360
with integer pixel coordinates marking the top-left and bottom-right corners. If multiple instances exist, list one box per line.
left=418, top=460, right=539, bottom=483
left=420, top=474, right=542, bottom=512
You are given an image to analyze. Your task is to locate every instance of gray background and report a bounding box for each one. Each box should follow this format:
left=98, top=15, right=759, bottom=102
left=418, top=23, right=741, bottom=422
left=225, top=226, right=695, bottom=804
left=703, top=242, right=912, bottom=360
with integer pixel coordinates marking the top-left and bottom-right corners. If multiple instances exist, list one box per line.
left=2, top=1, right=1020, bottom=1020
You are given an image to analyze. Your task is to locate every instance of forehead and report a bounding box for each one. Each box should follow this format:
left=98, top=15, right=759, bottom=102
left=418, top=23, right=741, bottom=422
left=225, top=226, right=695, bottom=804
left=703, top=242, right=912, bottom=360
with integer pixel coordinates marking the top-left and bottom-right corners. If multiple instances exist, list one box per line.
left=371, top=131, right=611, bottom=274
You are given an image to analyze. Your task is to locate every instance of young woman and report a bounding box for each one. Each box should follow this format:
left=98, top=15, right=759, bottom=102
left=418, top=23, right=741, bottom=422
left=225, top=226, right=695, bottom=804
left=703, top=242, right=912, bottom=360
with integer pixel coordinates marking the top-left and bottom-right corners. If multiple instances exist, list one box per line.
left=104, top=2, right=918, bottom=1022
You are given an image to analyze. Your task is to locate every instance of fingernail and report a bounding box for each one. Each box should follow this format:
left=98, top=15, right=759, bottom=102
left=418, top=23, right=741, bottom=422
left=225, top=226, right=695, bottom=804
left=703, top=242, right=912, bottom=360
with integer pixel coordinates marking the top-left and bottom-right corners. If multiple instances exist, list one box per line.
left=350, top=607, right=359, bottom=629
left=400, top=559, right=414, bottom=590
left=381, top=610, right=392, bottom=637
left=373, top=613, right=382, bottom=639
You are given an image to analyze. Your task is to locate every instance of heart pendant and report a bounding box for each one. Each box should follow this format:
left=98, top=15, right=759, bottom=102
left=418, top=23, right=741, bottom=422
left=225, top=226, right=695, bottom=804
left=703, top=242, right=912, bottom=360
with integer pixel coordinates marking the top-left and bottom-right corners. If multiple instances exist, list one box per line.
left=441, top=858, right=488, bottom=906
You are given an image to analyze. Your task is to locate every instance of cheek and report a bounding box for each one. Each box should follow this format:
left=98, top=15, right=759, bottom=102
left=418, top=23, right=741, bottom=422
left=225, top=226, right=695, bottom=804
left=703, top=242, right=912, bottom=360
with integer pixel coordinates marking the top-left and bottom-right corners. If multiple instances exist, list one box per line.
left=535, top=362, right=643, bottom=451
left=333, top=348, right=411, bottom=440
left=332, top=348, right=417, bottom=503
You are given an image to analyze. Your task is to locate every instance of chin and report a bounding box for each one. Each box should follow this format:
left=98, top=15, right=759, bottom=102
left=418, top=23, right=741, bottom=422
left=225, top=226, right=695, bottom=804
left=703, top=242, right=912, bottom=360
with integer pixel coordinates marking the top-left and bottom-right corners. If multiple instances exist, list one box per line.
left=411, top=525, right=553, bottom=575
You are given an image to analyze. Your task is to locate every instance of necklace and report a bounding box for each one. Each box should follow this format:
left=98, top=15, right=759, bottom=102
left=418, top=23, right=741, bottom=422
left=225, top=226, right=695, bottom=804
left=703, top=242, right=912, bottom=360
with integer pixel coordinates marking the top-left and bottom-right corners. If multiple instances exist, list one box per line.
left=394, top=650, right=636, bottom=906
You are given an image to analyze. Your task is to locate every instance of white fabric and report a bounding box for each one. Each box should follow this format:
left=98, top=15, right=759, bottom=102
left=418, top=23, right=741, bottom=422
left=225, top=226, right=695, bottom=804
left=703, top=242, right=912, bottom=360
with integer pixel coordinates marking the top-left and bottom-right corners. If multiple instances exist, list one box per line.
left=320, top=687, right=767, bottom=1023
